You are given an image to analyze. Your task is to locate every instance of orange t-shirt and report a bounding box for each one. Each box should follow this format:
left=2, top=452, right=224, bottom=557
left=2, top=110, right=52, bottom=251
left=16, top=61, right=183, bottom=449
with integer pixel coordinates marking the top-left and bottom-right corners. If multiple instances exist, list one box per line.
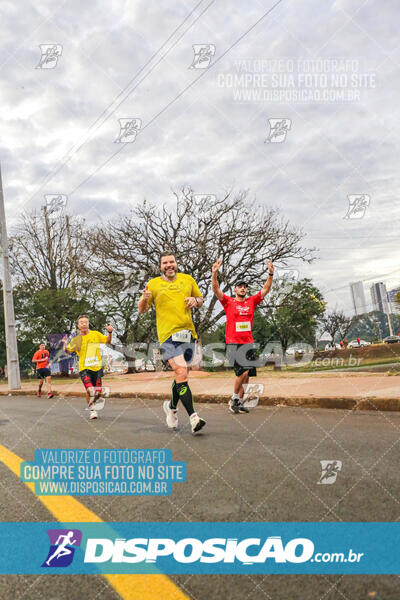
left=32, top=349, right=49, bottom=369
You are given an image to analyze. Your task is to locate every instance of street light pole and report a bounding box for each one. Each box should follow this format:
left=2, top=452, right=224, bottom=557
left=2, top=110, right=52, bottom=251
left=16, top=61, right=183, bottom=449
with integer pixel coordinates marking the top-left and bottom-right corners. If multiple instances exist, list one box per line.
left=0, top=164, right=21, bottom=389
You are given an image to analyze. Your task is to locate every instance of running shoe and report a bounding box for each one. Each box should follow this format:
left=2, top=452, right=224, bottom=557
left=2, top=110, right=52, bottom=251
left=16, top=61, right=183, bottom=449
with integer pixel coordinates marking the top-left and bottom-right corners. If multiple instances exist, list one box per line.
left=48, top=393, right=54, bottom=399
left=237, top=401, right=249, bottom=413
left=229, top=398, right=240, bottom=414
left=89, top=410, right=98, bottom=420
left=163, top=400, right=178, bottom=429
left=190, top=412, right=206, bottom=434
left=92, top=387, right=110, bottom=410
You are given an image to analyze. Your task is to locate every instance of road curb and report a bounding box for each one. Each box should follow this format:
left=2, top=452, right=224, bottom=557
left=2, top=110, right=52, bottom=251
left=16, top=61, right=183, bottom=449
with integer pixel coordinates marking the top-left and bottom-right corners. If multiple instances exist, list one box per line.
left=0, top=390, right=399, bottom=411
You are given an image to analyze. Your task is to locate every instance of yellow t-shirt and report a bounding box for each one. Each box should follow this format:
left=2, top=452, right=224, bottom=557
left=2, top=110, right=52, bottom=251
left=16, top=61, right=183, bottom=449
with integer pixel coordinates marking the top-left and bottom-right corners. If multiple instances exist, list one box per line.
left=144, top=273, right=202, bottom=344
left=66, top=330, right=108, bottom=372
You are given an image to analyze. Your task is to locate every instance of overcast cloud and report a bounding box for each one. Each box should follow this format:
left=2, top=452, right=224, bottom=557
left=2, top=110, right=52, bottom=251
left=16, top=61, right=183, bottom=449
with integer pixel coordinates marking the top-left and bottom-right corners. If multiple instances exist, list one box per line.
left=1, top=0, right=399, bottom=314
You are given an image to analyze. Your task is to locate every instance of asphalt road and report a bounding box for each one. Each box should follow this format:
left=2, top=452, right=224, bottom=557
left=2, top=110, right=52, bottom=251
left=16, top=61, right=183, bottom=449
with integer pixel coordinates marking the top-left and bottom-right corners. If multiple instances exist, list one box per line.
left=1, top=395, right=400, bottom=599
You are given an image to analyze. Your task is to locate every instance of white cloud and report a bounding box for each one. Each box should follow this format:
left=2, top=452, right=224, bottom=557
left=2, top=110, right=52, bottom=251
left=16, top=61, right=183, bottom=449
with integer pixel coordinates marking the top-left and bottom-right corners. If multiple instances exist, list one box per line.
left=1, top=0, right=399, bottom=314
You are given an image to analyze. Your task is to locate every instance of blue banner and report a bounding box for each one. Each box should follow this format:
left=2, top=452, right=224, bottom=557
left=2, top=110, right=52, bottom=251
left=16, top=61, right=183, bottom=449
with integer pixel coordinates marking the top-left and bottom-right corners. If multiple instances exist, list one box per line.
left=0, top=522, right=399, bottom=574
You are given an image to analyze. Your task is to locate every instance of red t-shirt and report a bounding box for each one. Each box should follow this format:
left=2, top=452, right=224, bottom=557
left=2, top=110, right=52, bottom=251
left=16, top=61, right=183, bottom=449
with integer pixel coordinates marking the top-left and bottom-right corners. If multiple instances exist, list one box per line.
left=32, top=349, right=49, bottom=369
left=219, top=291, right=263, bottom=343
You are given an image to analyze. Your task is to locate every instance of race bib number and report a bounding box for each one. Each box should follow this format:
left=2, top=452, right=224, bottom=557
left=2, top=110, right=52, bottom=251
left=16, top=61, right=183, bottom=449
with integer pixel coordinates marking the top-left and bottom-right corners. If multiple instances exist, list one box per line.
left=171, top=329, right=191, bottom=343
left=84, top=356, right=100, bottom=368
left=236, top=321, right=251, bottom=332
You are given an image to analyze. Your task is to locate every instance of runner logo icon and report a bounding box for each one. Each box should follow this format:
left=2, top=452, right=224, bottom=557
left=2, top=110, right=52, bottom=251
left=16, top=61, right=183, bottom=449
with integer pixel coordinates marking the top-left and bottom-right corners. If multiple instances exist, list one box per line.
left=264, top=119, right=291, bottom=143
left=42, top=529, right=82, bottom=567
left=317, top=460, right=342, bottom=485
left=344, top=194, right=370, bottom=219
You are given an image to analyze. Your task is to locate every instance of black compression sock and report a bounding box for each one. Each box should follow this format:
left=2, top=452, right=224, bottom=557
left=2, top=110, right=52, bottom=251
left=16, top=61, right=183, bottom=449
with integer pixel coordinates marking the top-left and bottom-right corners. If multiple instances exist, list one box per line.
left=170, top=380, right=179, bottom=410
left=175, top=381, right=195, bottom=416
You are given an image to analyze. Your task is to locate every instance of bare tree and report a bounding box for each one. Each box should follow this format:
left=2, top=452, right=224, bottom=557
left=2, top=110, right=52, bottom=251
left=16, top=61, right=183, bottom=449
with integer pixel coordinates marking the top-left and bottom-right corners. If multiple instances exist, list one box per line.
left=9, top=209, right=88, bottom=293
left=337, top=313, right=355, bottom=341
left=86, top=188, right=315, bottom=344
left=321, top=310, right=353, bottom=343
left=8, top=209, right=107, bottom=341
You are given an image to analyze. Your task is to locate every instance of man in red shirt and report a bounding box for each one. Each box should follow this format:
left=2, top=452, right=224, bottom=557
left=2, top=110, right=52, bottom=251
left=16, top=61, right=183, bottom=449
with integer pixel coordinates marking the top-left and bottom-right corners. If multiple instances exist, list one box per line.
left=32, top=342, right=54, bottom=398
left=212, top=258, right=274, bottom=414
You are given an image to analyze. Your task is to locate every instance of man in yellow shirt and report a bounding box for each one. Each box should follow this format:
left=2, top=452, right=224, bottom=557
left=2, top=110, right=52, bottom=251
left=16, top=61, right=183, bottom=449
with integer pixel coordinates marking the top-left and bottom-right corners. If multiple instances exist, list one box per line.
left=64, top=315, right=113, bottom=420
left=138, top=252, right=206, bottom=434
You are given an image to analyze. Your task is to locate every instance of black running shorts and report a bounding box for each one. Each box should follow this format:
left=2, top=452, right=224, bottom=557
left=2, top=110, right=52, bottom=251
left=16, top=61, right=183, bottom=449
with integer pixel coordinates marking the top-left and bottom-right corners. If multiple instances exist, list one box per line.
left=36, top=368, right=51, bottom=379
left=226, top=343, right=258, bottom=377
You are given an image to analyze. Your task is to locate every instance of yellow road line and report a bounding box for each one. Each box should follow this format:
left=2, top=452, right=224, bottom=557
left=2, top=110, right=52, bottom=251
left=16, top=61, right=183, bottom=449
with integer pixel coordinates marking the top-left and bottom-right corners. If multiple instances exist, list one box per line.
left=0, top=443, right=189, bottom=600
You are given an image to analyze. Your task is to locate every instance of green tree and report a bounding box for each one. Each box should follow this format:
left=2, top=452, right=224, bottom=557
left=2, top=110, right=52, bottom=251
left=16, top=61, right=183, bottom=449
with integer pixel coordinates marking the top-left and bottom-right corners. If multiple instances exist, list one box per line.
left=14, top=287, right=107, bottom=339
left=347, top=311, right=400, bottom=342
left=255, top=278, right=326, bottom=353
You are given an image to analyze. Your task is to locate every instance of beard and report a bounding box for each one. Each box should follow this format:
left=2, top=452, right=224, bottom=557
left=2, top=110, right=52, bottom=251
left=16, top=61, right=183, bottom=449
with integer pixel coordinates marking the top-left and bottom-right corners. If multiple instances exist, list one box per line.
left=162, top=267, right=176, bottom=279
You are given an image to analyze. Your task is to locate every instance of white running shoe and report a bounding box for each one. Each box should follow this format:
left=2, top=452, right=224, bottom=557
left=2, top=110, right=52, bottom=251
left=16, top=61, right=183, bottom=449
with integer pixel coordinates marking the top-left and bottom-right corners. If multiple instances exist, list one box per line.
left=163, top=400, right=178, bottom=429
left=89, top=410, right=98, bottom=420
left=190, top=412, right=206, bottom=434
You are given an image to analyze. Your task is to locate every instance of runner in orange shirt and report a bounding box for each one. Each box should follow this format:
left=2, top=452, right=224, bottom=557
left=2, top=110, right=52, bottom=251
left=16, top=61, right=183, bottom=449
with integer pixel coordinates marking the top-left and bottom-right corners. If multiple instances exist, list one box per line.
left=32, top=342, right=54, bottom=398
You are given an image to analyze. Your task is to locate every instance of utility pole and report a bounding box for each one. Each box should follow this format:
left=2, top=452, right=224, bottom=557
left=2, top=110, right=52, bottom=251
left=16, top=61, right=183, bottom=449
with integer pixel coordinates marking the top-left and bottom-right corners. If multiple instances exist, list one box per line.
left=0, top=164, right=21, bottom=390
left=386, top=310, right=394, bottom=337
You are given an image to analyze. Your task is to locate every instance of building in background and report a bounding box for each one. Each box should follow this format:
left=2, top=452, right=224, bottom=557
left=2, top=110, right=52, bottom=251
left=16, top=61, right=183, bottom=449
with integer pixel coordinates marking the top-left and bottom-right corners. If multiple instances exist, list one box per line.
left=387, top=287, right=400, bottom=314
left=370, top=282, right=390, bottom=314
left=350, top=281, right=367, bottom=315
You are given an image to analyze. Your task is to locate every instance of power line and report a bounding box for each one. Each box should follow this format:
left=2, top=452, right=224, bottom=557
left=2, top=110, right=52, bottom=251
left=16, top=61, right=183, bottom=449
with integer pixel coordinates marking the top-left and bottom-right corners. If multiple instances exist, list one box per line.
left=26, top=0, right=215, bottom=204
left=68, top=0, right=284, bottom=197
left=323, top=268, right=400, bottom=295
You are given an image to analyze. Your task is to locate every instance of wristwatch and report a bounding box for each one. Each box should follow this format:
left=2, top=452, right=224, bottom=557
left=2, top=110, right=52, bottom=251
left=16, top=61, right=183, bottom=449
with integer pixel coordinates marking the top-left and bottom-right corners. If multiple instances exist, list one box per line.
left=195, top=297, right=200, bottom=306
left=268, top=272, right=274, bottom=277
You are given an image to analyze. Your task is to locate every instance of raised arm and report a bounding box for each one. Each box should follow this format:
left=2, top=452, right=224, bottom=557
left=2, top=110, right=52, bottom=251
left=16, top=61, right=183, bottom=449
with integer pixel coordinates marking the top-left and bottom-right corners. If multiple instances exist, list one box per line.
left=211, top=258, right=224, bottom=301
left=138, top=284, right=152, bottom=314
left=260, top=258, right=274, bottom=300
left=105, top=324, right=114, bottom=344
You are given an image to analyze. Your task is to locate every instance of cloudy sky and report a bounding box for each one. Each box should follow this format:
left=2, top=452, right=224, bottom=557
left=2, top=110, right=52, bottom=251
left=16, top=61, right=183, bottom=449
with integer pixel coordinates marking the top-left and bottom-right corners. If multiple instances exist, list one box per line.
left=1, top=0, right=399, bottom=314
